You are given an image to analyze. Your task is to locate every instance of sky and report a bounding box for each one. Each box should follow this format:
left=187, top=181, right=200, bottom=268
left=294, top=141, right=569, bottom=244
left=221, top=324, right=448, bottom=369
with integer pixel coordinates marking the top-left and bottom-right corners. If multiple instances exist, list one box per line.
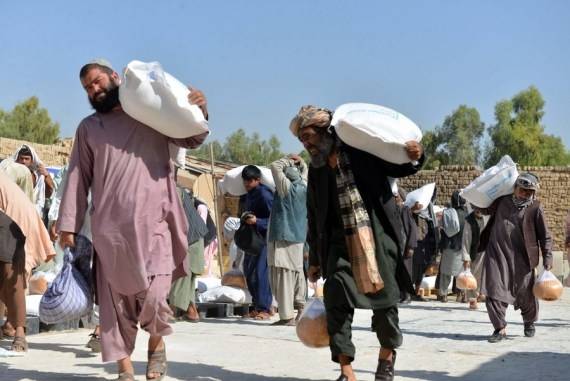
left=1, top=1, right=569, bottom=154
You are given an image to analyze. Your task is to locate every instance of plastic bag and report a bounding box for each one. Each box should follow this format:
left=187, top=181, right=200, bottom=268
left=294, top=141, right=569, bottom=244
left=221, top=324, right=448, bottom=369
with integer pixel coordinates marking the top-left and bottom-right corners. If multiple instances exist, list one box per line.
left=533, top=270, right=563, bottom=301
left=221, top=269, right=247, bottom=289
left=119, top=60, right=209, bottom=138
left=39, top=248, right=93, bottom=324
left=460, top=155, right=519, bottom=208
left=331, top=103, right=423, bottom=164
left=456, top=270, right=477, bottom=290
left=296, top=298, right=329, bottom=348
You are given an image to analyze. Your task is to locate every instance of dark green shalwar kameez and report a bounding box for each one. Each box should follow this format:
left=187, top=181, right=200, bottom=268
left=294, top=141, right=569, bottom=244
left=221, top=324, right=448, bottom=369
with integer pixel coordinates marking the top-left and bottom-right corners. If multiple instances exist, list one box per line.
left=307, top=144, right=422, bottom=363
left=169, top=238, right=205, bottom=311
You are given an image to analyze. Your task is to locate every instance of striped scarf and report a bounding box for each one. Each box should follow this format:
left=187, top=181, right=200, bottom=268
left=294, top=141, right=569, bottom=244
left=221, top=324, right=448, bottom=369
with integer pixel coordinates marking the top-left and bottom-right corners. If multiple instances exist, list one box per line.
left=335, top=146, right=384, bottom=294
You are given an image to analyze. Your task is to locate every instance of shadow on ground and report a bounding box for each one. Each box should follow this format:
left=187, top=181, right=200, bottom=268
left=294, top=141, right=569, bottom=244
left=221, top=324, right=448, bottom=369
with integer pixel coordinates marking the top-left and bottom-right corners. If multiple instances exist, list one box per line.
left=398, top=351, right=569, bottom=381
left=0, top=348, right=330, bottom=381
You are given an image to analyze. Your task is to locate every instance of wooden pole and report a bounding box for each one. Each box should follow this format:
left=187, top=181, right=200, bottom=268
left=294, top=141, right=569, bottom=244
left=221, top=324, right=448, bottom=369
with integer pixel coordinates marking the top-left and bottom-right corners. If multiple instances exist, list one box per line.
left=210, top=144, right=225, bottom=277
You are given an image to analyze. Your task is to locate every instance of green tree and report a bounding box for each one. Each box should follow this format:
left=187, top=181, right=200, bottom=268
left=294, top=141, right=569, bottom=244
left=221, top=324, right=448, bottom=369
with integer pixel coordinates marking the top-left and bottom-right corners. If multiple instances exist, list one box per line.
left=485, top=86, right=570, bottom=166
left=422, top=105, right=485, bottom=168
left=0, top=97, right=60, bottom=144
left=190, top=129, right=286, bottom=165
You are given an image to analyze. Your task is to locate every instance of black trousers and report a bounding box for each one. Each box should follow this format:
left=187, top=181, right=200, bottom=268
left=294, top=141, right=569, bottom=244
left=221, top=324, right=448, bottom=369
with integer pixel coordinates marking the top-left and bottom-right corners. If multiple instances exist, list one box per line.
left=325, top=288, right=402, bottom=363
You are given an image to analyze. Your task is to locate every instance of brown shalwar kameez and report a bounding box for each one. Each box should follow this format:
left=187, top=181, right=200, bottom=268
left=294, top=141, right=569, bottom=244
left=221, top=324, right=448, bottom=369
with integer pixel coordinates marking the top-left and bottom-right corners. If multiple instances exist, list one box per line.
left=480, top=196, right=552, bottom=331
left=57, top=109, right=207, bottom=362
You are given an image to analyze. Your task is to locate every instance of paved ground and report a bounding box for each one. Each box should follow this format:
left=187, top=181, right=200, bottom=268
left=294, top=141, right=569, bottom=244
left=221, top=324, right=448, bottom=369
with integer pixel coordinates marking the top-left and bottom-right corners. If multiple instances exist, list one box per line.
left=1, top=290, right=569, bottom=381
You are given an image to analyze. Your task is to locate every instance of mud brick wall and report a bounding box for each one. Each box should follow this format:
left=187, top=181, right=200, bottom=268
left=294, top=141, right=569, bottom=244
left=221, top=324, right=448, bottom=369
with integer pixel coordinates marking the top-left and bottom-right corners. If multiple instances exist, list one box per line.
left=0, top=137, right=73, bottom=167
left=399, top=165, right=570, bottom=251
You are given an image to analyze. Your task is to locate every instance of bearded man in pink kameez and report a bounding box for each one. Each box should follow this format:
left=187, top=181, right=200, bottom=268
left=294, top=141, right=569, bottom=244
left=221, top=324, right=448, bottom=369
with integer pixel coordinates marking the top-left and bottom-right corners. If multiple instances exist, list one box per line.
left=57, top=59, right=209, bottom=381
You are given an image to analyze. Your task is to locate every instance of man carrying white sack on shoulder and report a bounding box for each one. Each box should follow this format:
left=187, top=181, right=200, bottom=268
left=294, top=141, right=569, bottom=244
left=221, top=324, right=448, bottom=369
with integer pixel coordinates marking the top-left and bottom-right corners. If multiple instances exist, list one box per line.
left=478, top=172, right=553, bottom=343
left=57, top=59, right=209, bottom=381
left=291, top=105, right=423, bottom=381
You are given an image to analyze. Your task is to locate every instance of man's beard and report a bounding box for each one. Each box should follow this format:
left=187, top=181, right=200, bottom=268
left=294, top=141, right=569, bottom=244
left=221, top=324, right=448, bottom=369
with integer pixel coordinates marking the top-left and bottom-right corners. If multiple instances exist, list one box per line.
left=308, top=133, right=335, bottom=168
left=89, top=83, right=120, bottom=113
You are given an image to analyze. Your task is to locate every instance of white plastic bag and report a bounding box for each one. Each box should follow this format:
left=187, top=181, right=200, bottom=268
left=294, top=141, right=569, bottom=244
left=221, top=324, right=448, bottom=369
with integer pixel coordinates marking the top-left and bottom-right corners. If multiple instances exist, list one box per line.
left=119, top=60, right=209, bottom=138
left=331, top=103, right=423, bottom=164
left=296, top=298, right=329, bottom=348
left=404, top=183, right=436, bottom=210
left=456, top=270, right=477, bottom=290
left=460, top=155, right=519, bottom=208
left=221, top=165, right=275, bottom=196
left=26, top=294, right=43, bottom=317
left=533, top=270, right=563, bottom=301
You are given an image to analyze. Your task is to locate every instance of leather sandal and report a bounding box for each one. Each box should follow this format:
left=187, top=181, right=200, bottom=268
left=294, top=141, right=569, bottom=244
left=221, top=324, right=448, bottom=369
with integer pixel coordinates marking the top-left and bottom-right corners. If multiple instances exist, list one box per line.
left=488, top=329, right=506, bottom=343
left=335, top=374, right=349, bottom=381
left=375, top=350, right=396, bottom=381
left=146, top=347, right=167, bottom=380
left=11, top=336, right=28, bottom=352
left=117, top=372, right=135, bottom=381
left=524, top=323, right=536, bottom=337
left=254, top=311, right=271, bottom=320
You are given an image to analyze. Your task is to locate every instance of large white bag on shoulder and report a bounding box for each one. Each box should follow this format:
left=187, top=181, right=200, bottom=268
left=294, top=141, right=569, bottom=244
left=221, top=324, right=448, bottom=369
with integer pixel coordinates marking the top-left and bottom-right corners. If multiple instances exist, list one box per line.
left=404, top=182, right=436, bottom=211
left=119, top=60, right=209, bottom=138
left=222, top=165, right=275, bottom=196
left=460, top=155, right=518, bottom=208
left=331, top=103, right=422, bottom=164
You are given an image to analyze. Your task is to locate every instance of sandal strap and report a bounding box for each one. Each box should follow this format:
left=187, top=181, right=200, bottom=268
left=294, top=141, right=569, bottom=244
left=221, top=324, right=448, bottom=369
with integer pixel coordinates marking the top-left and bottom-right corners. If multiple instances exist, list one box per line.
left=11, top=336, right=28, bottom=352
left=117, top=372, right=135, bottom=381
left=147, top=349, right=167, bottom=376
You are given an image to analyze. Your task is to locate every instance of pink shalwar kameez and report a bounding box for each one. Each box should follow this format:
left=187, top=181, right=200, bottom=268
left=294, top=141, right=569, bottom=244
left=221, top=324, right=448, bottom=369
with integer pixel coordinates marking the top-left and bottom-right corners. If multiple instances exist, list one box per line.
left=57, top=108, right=207, bottom=362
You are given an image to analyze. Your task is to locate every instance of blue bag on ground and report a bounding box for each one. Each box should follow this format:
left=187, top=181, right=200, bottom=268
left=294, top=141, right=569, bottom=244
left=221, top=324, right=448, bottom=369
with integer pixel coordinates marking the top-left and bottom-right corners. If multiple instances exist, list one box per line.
left=39, top=238, right=93, bottom=324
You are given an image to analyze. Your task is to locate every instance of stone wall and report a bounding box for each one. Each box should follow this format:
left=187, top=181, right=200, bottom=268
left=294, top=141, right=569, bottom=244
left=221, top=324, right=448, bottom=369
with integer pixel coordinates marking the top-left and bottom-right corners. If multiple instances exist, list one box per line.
left=0, top=137, right=73, bottom=167
left=398, top=165, right=570, bottom=251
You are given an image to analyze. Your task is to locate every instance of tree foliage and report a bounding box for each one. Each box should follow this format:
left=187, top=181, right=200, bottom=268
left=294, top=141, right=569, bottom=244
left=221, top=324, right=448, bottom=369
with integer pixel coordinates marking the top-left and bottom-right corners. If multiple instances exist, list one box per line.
left=485, top=86, right=570, bottom=166
left=422, top=105, right=485, bottom=169
left=0, top=97, right=60, bottom=144
left=192, top=128, right=299, bottom=165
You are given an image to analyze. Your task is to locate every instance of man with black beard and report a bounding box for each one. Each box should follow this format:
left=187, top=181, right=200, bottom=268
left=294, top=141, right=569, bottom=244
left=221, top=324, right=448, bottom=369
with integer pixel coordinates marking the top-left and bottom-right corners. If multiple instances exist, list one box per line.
left=290, top=105, right=424, bottom=381
left=57, top=59, right=209, bottom=381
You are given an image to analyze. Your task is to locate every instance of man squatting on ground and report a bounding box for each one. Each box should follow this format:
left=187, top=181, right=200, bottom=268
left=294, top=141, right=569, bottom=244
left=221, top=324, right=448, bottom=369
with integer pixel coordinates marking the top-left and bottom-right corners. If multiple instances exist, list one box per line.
left=290, top=105, right=424, bottom=381
left=479, top=172, right=553, bottom=343
left=57, top=59, right=209, bottom=381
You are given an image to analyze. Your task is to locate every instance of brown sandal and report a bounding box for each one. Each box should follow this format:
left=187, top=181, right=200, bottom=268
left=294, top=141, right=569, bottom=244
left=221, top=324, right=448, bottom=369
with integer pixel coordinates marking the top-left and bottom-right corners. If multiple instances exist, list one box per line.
left=146, top=348, right=167, bottom=380
left=11, top=336, right=28, bottom=352
left=254, top=311, right=271, bottom=321
left=117, top=372, right=135, bottom=381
